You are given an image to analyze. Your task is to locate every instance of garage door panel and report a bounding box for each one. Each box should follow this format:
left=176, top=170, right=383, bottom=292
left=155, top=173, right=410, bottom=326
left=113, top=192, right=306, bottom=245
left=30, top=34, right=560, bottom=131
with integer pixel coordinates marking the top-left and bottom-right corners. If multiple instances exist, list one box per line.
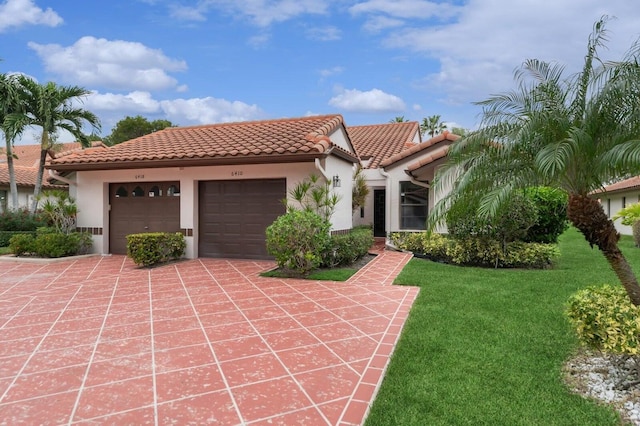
left=198, top=179, right=286, bottom=259
left=109, top=182, right=181, bottom=255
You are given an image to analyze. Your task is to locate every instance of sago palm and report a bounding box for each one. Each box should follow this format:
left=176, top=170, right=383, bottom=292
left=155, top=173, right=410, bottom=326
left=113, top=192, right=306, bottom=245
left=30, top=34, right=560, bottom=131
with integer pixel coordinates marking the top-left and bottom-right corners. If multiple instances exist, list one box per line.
left=6, top=76, right=100, bottom=212
left=430, top=17, right=640, bottom=304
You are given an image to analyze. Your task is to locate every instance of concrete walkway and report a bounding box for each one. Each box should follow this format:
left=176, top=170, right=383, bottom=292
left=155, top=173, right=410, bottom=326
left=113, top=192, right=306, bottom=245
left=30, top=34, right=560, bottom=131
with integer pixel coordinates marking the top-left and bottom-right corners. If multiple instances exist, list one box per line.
left=0, top=249, right=416, bottom=425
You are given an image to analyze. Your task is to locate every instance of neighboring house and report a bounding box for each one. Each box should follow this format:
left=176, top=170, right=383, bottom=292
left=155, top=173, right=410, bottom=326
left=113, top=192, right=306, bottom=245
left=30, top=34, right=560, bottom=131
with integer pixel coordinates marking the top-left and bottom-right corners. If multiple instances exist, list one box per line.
left=0, top=142, right=90, bottom=212
left=592, top=176, right=640, bottom=235
left=349, top=123, right=459, bottom=236
left=48, top=115, right=359, bottom=260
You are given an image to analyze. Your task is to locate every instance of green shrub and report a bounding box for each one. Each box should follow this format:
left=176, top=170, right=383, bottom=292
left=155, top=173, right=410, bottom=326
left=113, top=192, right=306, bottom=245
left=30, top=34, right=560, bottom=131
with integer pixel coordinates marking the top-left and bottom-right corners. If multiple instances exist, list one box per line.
left=446, top=192, right=538, bottom=243
left=32, top=233, right=79, bottom=258
left=266, top=210, right=331, bottom=275
left=323, top=227, right=373, bottom=267
left=390, top=232, right=557, bottom=269
left=0, top=230, right=35, bottom=247
left=126, top=232, right=186, bottom=267
left=523, top=187, right=569, bottom=243
left=566, top=284, right=640, bottom=355
left=613, top=202, right=640, bottom=226
left=9, top=233, right=35, bottom=256
left=0, top=208, right=46, bottom=232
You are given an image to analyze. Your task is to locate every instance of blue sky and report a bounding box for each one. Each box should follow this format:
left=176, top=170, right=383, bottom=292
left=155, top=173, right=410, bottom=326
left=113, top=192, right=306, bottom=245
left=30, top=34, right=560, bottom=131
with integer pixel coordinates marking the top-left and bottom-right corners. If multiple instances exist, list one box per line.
left=1, top=0, right=639, bottom=144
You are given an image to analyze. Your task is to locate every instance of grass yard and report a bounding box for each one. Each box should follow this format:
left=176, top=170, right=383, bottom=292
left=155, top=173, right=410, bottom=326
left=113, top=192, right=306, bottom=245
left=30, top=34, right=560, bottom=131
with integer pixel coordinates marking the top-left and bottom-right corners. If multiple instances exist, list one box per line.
left=0, top=246, right=10, bottom=255
left=366, top=228, right=640, bottom=425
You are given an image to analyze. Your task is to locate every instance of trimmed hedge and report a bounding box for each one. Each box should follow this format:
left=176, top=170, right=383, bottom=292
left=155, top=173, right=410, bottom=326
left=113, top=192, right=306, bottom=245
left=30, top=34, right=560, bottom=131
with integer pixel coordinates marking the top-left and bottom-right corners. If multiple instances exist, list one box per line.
left=9, top=230, right=92, bottom=258
left=126, top=232, right=186, bottom=267
left=567, top=284, right=640, bottom=355
left=0, top=230, right=35, bottom=247
left=0, top=208, right=46, bottom=232
left=389, top=232, right=558, bottom=269
left=266, top=210, right=331, bottom=275
left=322, top=226, right=374, bottom=267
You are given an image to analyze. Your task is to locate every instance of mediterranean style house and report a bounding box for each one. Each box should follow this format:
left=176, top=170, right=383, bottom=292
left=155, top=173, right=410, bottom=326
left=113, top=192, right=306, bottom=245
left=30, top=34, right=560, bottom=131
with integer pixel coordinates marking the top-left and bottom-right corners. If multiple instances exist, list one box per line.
left=592, top=176, right=640, bottom=236
left=48, top=114, right=458, bottom=259
left=0, top=142, right=94, bottom=212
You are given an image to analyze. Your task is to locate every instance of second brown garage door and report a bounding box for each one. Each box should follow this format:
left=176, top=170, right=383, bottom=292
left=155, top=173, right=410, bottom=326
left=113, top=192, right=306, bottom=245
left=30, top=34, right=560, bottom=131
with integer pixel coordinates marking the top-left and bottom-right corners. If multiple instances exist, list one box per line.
left=198, top=179, right=286, bottom=259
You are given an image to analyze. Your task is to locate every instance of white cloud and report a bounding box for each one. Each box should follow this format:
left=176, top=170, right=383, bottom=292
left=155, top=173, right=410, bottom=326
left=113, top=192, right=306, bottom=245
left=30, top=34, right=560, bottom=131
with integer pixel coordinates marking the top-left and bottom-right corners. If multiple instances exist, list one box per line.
left=28, top=36, right=187, bottom=91
left=329, top=88, right=405, bottom=113
left=376, top=0, right=640, bottom=105
left=84, top=91, right=161, bottom=114
left=159, top=97, right=264, bottom=124
left=306, top=26, right=341, bottom=41
left=350, top=0, right=461, bottom=20
left=198, top=0, right=329, bottom=27
left=319, top=66, right=344, bottom=78
left=0, top=0, right=62, bottom=32
left=169, top=4, right=206, bottom=21
left=362, top=15, right=404, bottom=33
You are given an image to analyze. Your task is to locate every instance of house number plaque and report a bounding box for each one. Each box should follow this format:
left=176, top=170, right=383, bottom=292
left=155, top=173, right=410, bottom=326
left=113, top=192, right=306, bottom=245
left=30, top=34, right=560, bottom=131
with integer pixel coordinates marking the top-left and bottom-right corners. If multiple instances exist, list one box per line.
left=134, top=174, right=145, bottom=179
left=231, top=171, right=243, bottom=176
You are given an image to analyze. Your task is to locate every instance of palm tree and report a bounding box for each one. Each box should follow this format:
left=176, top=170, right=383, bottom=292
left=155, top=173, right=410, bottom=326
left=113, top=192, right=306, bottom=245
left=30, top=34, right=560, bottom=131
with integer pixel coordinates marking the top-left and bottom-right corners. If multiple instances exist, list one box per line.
left=430, top=17, right=640, bottom=304
left=0, top=73, right=21, bottom=210
left=389, top=116, right=407, bottom=123
left=6, top=76, right=100, bottom=212
left=420, top=114, right=447, bottom=138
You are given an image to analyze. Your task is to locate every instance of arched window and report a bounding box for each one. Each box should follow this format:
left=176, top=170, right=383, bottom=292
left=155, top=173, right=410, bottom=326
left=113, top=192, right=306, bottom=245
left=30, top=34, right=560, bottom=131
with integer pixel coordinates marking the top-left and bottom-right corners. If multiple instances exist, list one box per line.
left=149, top=185, right=161, bottom=197
left=167, top=185, right=180, bottom=196
left=132, top=186, right=145, bottom=197
left=115, top=186, right=128, bottom=198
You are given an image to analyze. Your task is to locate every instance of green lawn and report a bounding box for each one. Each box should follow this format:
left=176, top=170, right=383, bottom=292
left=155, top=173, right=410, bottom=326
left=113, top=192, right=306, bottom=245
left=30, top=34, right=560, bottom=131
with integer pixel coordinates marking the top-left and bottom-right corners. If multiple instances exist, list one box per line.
left=0, top=246, right=11, bottom=255
left=366, top=228, right=639, bottom=425
left=261, top=267, right=357, bottom=281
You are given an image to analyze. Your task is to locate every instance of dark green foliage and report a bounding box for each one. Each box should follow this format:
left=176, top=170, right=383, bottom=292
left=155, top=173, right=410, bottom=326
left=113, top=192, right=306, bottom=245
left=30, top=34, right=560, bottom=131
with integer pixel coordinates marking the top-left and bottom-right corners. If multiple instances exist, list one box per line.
left=323, top=226, right=373, bottom=267
left=103, top=115, right=175, bottom=145
left=0, top=208, right=46, bottom=232
left=0, top=230, right=35, bottom=247
left=266, top=210, right=331, bottom=275
left=390, top=232, right=558, bottom=269
left=9, top=233, right=35, bottom=256
left=9, top=230, right=92, bottom=257
left=524, top=187, right=569, bottom=243
left=126, top=232, right=186, bottom=267
left=446, top=192, right=538, bottom=243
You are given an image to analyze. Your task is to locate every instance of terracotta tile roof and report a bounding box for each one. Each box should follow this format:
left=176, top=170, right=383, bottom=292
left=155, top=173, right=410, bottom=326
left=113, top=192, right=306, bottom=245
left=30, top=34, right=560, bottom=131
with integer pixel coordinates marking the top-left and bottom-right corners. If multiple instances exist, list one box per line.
left=379, top=131, right=459, bottom=168
left=594, top=176, right=640, bottom=195
left=406, top=145, right=450, bottom=172
left=0, top=142, right=86, bottom=168
left=347, top=122, right=420, bottom=169
left=50, top=115, right=357, bottom=171
left=0, top=165, right=61, bottom=188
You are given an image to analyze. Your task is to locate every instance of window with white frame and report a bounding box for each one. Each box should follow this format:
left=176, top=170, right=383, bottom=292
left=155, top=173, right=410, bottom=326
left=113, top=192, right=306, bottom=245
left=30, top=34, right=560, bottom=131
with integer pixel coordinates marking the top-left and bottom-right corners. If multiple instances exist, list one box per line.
left=400, top=181, right=428, bottom=229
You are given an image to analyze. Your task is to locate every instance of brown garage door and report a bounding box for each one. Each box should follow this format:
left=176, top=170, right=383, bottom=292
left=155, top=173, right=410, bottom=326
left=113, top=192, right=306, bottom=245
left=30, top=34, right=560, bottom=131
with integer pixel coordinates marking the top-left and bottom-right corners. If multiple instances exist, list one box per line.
left=199, top=179, right=286, bottom=259
left=109, top=182, right=181, bottom=254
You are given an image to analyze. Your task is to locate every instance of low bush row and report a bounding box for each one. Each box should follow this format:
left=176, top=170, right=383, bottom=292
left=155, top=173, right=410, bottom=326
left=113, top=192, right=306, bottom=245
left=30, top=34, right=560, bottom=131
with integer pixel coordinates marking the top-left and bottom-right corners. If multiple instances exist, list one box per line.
left=9, top=227, right=92, bottom=258
left=389, top=232, right=558, bottom=269
left=0, top=208, right=47, bottom=233
left=126, top=232, right=186, bottom=267
left=323, top=226, right=374, bottom=268
left=0, top=230, right=35, bottom=247
left=266, top=210, right=373, bottom=275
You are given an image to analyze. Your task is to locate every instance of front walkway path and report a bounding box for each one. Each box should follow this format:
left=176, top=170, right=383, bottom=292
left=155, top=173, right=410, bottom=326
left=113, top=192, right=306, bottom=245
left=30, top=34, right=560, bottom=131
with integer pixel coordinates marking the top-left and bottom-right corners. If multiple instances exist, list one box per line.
left=0, top=250, right=416, bottom=425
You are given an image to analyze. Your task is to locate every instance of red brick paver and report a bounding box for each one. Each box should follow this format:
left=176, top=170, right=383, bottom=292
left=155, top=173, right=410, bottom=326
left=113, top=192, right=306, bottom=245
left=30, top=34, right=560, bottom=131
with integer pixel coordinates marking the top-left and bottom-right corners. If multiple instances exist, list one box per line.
left=0, top=250, right=416, bottom=425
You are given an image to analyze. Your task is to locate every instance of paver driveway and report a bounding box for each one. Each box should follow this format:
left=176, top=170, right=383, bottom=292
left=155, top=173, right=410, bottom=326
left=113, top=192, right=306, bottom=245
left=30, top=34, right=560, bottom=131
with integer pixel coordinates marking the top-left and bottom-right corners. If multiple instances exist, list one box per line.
left=0, top=250, right=416, bottom=425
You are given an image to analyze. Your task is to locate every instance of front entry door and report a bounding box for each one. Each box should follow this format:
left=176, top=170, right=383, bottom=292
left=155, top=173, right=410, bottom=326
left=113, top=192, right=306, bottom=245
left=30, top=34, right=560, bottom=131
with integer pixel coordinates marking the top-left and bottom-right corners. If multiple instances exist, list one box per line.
left=373, top=189, right=386, bottom=237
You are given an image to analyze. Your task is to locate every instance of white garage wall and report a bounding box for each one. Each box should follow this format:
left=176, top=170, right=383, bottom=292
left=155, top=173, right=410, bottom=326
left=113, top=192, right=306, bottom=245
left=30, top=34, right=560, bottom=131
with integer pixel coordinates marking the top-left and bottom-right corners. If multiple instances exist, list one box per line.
left=598, top=190, right=640, bottom=236
left=74, top=160, right=355, bottom=258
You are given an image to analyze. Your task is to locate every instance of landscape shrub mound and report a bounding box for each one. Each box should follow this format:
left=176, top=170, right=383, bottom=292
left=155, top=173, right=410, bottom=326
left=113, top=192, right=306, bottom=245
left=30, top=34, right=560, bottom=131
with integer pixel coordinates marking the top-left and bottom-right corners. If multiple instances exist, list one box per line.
left=126, top=232, right=186, bottom=267
left=322, top=226, right=373, bottom=267
left=266, top=209, right=331, bottom=275
left=567, top=284, right=640, bottom=355
left=9, top=227, right=92, bottom=258
left=0, top=208, right=46, bottom=246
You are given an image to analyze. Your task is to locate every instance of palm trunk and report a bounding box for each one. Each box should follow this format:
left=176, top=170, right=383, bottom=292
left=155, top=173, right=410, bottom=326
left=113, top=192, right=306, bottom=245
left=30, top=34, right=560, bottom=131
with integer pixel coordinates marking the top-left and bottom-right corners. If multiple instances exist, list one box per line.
left=567, top=194, right=640, bottom=305
left=6, top=144, right=18, bottom=209
left=31, top=148, right=47, bottom=214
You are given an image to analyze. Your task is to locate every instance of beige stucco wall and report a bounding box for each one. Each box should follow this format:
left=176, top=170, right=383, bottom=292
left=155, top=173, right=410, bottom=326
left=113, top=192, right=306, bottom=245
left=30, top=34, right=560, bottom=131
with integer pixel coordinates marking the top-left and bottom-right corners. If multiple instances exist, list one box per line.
left=598, top=190, right=640, bottom=236
left=0, top=186, right=33, bottom=211
left=73, top=159, right=355, bottom=258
